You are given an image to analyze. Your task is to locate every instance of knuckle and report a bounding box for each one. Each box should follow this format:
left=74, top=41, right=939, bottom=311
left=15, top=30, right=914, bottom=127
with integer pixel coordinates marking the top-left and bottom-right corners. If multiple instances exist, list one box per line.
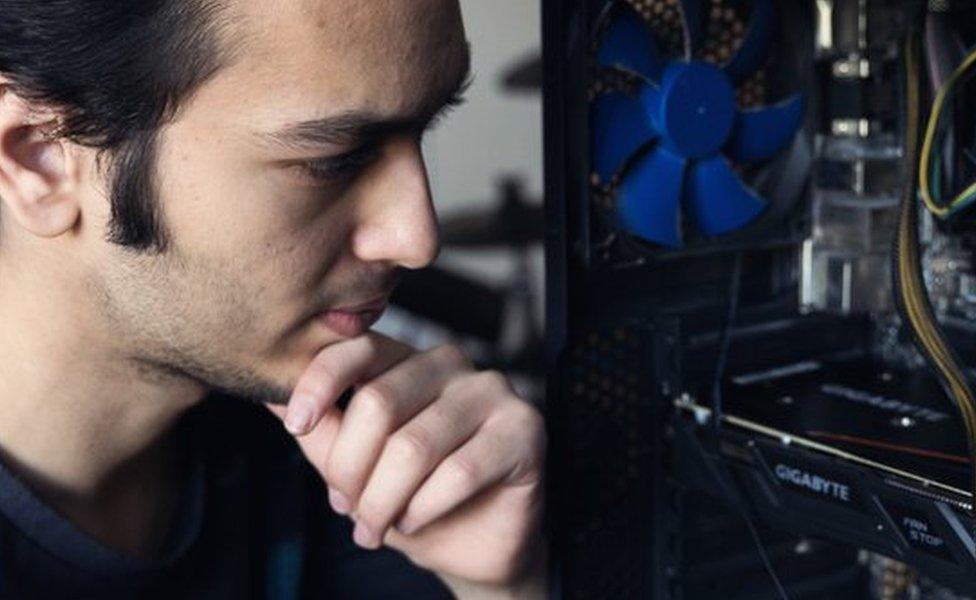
left=507, top=400, right=545, bottom=431
left=473, top=370, right=511, bottom=394
left=323, top=455, right=358, bottom=489
left=444, top=453, right=481, bottom=489
left=499, top=403, right=547, bottom=477
left=357, top=382, right=399, bottom=421
left=355, top=496, right=385, bottom=527
left=389, top=427, right=435, bottom=466
left=430, top=344, right=469, bottom=368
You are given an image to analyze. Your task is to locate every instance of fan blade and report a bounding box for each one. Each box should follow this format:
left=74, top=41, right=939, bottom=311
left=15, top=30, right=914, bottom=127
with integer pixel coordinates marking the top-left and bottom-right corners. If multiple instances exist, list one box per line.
left=722, top=0, right=774, bottom=84
left=617, top=146, right=686, bottom=248
left=686, top=155, right=766, bottom=236
left=590, top=88, right=659, bottom=182
left=727, top=94, right=805, bottom=163
left=679, top=0, right=706, bottom=58
left=597, top=4, right=663, bottom=81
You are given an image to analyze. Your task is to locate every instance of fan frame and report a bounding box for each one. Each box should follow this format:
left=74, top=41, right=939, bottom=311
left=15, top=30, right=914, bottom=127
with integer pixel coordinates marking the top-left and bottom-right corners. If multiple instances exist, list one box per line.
left=586, top=0, right=816, bottom=264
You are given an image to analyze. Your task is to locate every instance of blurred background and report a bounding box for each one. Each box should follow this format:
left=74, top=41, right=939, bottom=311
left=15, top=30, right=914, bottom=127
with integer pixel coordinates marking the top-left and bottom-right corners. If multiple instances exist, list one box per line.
left=374, top=0, right=546, bottom=404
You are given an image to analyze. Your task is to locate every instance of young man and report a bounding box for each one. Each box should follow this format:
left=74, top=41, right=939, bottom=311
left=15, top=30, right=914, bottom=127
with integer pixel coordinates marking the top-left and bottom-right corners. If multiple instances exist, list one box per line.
left=0, top=0, right=547, bottom=597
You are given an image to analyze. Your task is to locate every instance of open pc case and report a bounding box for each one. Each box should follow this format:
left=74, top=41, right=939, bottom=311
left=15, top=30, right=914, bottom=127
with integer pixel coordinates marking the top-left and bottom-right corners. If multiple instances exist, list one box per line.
left=544, top=0, right=976, bottom=597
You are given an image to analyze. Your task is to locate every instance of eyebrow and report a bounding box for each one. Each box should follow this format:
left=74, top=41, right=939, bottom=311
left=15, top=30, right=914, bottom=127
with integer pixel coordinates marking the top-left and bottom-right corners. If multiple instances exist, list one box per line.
left=260, top=44, right=473, bottom=153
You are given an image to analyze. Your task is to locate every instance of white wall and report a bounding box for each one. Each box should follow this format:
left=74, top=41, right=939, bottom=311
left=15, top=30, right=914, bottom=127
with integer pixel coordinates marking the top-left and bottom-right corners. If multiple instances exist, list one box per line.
left=427, top=0, right=545, bottom=347
left=425, top=0, right=543, bottom=234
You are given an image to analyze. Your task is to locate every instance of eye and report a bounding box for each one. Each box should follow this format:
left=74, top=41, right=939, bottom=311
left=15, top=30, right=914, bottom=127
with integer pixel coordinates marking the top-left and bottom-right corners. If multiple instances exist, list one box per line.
left=298, top=145, right=381, bottom=184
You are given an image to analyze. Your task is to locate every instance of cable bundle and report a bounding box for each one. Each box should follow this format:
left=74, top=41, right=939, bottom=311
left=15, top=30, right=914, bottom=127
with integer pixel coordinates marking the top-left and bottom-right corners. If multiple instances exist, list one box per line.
left=919, top=38, right=976, bottom=218
left=894, top=31, right=976, bottom=511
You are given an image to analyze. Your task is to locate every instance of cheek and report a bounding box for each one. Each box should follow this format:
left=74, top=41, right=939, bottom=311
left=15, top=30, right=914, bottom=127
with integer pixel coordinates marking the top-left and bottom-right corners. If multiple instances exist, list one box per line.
left=158, top=151, right=348, bottom=267
left=100, top=248, right=284, bottom=352
left=154, top=128, right=358, bottom=302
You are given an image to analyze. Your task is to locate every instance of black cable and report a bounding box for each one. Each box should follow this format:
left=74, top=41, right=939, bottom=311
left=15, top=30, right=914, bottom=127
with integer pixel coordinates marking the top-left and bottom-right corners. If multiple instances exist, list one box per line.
left=740, top=502, right=792, bottom=600
left=684, top=418, right=792, bottom=600
left=702, top=251, right=790, bottom=599
left=892, top=26, right=976, bottom=513
left=711, top=252, right=743, bottom=435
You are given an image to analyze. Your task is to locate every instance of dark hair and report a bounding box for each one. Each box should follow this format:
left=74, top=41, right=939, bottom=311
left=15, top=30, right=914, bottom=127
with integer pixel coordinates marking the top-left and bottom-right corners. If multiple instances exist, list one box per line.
left=0, top=0, right=236, bottom=253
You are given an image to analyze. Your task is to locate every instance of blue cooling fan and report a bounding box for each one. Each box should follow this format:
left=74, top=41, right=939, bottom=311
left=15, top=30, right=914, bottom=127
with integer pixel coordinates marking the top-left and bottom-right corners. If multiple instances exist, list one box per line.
left=591, top=0, right=806, bottom=249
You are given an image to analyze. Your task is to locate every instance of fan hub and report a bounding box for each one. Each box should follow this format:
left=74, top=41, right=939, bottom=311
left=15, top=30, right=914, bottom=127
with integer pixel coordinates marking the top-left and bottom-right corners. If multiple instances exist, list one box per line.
left=655, top=62, right=735, bottom=159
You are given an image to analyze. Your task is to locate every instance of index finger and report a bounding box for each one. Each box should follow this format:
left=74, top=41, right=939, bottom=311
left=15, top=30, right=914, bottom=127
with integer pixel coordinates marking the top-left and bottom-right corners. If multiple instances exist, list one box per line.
left=284, top=332, right=414, bottom=436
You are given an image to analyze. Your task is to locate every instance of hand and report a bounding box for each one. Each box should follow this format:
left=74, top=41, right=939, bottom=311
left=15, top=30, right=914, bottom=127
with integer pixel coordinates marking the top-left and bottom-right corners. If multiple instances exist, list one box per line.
left=263, top=332, right=547, bottom=593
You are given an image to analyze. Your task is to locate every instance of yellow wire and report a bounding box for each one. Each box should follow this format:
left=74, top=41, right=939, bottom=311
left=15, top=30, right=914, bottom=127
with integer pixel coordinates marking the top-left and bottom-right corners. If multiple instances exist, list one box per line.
left=905, top=47, right=972, bottom=406
left=905, top=37, right=957, bottom=371
left=900, top=33, right=976, bottom=506
left=919, top=43, right=976, bottom=217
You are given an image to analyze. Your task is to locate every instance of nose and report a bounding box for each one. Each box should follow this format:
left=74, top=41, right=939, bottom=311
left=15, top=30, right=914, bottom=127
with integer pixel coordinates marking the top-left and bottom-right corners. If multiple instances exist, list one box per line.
left=350, top=136, right=441, bottom=270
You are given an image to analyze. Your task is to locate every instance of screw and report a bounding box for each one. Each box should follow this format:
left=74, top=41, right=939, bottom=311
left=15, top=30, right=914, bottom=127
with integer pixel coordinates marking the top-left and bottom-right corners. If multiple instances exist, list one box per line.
left=891, top=416, right=916, bottom=429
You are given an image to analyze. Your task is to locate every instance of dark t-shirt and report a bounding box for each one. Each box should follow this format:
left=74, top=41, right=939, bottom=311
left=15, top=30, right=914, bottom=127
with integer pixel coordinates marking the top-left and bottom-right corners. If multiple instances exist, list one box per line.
left=0, top=393, right=454, bottom=599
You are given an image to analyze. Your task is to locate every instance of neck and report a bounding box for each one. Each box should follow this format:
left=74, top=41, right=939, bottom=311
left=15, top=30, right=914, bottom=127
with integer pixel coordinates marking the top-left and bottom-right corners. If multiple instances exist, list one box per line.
left=0, top=252, right=207, bottom=557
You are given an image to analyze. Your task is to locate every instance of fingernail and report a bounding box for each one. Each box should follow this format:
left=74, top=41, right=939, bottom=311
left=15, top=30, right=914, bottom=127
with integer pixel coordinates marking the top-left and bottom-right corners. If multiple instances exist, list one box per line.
left=285, top=402, right=313, bottom=435
left=328, top=487, right=350, bottom=515
left=353, top=521, right=379, bottom=549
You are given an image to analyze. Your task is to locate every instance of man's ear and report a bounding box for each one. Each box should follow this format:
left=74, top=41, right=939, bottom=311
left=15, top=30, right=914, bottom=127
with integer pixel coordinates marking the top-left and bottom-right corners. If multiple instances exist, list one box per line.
left=0, top=84, right=80, bottom=239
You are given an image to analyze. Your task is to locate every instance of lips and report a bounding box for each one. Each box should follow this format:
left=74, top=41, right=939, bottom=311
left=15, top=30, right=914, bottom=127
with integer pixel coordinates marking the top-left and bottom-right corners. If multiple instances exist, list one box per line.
left=315, top=295, right=390, bottom=338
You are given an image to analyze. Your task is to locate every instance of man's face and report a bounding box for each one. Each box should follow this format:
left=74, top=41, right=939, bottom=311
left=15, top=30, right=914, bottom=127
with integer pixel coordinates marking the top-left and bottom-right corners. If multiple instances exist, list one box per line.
left=84, top=0, right=470, bottom=404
